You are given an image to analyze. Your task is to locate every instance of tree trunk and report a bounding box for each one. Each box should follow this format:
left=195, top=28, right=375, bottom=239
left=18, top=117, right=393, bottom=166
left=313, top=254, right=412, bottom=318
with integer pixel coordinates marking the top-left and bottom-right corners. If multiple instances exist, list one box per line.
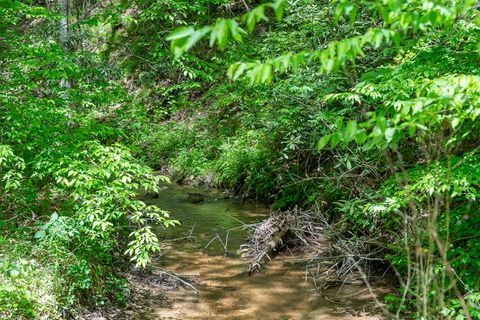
left=58, top=0, right=70, bottom=88
left=58, top=0, right=68, bottom=47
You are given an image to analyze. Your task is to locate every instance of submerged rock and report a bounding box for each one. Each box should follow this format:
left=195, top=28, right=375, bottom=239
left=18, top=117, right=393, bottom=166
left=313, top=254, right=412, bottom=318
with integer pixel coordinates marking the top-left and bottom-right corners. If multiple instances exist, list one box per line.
left=185, top=192, right=207, bottom=203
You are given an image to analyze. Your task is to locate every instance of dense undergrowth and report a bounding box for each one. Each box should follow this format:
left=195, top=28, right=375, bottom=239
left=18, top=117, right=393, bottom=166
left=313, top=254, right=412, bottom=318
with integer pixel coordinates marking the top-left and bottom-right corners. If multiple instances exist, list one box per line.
left=124, top=0, right=480, bottom=318
left=125, top=1, right=367, bottom=207
left=0, top=1, right=175, bottom=318
left=2, top=0, right=480, bottom=318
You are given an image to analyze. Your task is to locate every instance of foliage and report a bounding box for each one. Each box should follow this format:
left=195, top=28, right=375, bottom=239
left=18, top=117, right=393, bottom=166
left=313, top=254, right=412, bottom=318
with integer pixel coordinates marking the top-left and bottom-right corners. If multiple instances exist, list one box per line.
left=164, top=0, right=480, bottom=318
left=167, top=0, right=285, bottom=57
left=0, top=235, right=61, bottom=319
left=4, top=0, right=480, bottom=318
left=0, top=0, right=178, bottom=316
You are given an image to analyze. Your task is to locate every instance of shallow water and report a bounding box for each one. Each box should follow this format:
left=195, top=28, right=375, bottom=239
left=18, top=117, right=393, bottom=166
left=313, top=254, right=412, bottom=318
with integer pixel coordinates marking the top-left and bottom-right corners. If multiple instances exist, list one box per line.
left=133, top=183, right=388, bottom=320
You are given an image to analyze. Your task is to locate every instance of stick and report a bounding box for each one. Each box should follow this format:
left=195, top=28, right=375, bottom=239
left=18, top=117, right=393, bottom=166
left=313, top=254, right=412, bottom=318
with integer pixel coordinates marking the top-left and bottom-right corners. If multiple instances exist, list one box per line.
left=150, top=266, right=199, bottom=294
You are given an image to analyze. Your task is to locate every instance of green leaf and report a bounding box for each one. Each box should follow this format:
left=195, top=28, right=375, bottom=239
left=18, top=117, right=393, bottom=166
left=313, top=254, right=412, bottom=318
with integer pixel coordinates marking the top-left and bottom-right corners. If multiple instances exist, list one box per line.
left=227, top=19, right=246, bottom=42
left=385, top=127, right=396, bottom=142
left=334, top=4, right=344, bottom=25
left=185, top=28, right=209, bottom=52
left=260, top=64, right=273, bottom=83
left=317, top=134, right=331, bottom=150
left=344, top=120, right=358, bottom=142
left=243, top=5, right=268, bottom=33
left=10, top=269, right=20, bottom=277
left=210, top=19, right=228, bottom=49
left=268, top=0, right=285, bottom=22
left=452, top=117, right=460, bottom=129
left=348, top=4, right=358, bottom=23
left=330, top=132, right=342, bottom=148
left=50, top=212, right=59, bottom=222
left=335, top=117, right=344, bottom=130
left=355, top=130, right=368, bottom=144
left=228, top=63, right=248, bottom=80
left=166, top=27, right=195, bottom=41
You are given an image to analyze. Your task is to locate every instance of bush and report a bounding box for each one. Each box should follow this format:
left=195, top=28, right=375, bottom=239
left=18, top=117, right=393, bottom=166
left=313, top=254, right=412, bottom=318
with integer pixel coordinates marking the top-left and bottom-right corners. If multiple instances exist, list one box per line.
left=0, top=236, right=61, bottom=319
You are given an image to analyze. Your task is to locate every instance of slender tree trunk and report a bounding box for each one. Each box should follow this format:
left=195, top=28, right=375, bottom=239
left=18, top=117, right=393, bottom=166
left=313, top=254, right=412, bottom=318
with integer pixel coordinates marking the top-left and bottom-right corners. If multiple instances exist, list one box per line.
left=59, top=0, right=68, bottom=47
left=58, top=0, right=71, bottom=88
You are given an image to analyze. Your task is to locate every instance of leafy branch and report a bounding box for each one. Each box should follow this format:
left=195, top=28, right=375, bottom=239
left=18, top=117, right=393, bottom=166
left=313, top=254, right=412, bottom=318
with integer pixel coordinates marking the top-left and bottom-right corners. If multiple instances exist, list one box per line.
left=166, top=0, right=286, bottom=57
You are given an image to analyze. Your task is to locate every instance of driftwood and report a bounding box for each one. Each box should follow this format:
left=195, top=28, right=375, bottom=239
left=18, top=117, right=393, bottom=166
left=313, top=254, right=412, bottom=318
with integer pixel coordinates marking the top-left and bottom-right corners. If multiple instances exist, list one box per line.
left=239, top=205, right=387, bottom=293
left=247, top=219, right=289, bottom=275
left=239, top=211, right=297, bottom=275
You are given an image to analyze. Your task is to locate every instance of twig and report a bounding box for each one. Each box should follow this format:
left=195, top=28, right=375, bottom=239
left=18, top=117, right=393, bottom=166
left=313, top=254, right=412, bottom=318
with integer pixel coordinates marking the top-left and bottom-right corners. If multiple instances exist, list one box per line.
left=150, top=266, right=199, bottom=294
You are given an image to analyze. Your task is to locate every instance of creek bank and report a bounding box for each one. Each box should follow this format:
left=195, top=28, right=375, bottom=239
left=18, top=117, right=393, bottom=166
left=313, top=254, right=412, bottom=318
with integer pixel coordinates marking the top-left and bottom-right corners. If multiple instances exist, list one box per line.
left=154, top=166, right=219, bottom=189
left=153, top=166, right=258, bottom=202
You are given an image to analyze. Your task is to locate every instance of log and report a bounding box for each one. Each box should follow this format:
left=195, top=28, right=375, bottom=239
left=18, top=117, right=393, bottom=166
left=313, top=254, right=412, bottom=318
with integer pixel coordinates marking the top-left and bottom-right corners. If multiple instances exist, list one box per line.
left=246, top=217, right=291, bottom=275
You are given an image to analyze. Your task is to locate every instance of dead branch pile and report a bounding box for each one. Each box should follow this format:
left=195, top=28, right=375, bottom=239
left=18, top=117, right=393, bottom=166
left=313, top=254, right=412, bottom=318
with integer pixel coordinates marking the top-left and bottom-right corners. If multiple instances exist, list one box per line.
left=240, top=205, right=386, bottom=286
left=301, top=212, right=387, bottom=288
left=239, top=206, right=329, bottom=275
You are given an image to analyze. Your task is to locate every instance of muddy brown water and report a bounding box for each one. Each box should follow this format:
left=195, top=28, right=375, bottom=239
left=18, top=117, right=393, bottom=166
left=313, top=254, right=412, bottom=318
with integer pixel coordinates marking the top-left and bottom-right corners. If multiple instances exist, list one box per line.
left=132, top=183, right=389, bottom=320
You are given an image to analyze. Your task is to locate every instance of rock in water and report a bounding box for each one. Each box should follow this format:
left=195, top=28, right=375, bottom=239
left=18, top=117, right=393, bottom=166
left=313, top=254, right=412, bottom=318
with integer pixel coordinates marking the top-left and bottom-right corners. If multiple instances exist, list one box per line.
left=186, top=192, right=207, bottom=203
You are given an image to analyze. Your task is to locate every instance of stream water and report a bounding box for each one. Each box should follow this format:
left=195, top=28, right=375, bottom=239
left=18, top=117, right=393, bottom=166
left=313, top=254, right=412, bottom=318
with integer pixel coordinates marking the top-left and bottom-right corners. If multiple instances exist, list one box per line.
left=131, top=183, right=388, bottom=320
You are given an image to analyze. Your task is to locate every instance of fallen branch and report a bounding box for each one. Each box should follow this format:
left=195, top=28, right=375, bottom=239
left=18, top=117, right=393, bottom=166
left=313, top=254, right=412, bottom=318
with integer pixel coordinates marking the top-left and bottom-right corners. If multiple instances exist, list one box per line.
left=240, top=210, right=298, bottom=274
left=150, top=266, right=199, bottom=294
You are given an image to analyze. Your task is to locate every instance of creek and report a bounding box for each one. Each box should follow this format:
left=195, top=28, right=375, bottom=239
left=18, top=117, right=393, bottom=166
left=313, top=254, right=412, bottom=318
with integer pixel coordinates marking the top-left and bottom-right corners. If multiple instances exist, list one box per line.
left=131, top=183, right=388, bottom=319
